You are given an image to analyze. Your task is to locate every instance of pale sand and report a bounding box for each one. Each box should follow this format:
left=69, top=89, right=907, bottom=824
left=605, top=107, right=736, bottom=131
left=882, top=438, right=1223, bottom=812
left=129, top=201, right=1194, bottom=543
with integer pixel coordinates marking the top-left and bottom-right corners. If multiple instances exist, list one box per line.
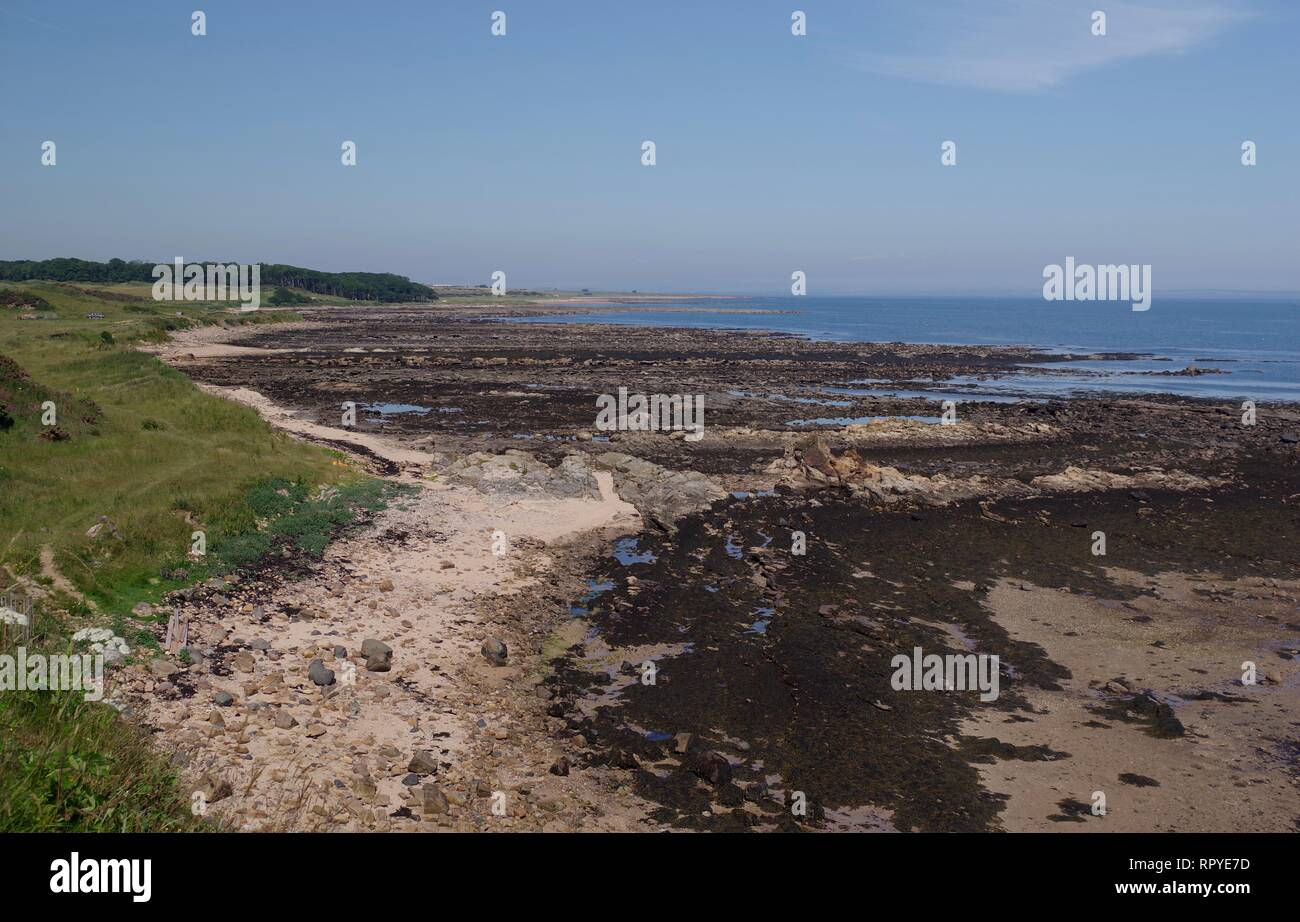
left=958, top=573, right=1299, bottom=832
left=197, top=383, right=434, bottom=472
left=142, top=321, right=325, bottom=359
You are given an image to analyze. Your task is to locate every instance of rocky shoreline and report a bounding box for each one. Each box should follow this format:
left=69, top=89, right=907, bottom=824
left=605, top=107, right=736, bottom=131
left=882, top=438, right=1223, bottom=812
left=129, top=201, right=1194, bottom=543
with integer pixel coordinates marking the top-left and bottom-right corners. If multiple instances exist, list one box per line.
left=127, top=306, right=1300, bottom=832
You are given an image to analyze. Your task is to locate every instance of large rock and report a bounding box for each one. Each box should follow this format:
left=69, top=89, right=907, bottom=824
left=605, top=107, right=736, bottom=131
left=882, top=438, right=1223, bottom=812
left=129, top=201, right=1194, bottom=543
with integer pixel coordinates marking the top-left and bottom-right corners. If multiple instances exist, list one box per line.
left=690, top=751, right=733, bottom=786
left=149, top=658, right=178, bottom=679
left=307, top=658, right=335, bottom=686
left=593, top=452, right=727, bottom=530
left=408, top=750, right=438, bottom=774
left=480, top=637, right=508, bottom=665
left=775, top=435, right=933, bottom=497
left=1030, top=465, right=1216, bottom=494
left=765, top=437, right=1217, bottom=509
left=442, top=450, right=600, bottom=499
left=421, top=784, right=449, bottom=816
left=361, top=638, right=393, bottom=672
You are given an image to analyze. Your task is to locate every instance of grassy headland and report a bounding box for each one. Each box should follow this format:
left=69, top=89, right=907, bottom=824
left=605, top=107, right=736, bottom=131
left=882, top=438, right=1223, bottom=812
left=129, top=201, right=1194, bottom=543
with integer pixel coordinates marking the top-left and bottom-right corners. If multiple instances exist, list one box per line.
left=0, top=279, right=399, bottom=831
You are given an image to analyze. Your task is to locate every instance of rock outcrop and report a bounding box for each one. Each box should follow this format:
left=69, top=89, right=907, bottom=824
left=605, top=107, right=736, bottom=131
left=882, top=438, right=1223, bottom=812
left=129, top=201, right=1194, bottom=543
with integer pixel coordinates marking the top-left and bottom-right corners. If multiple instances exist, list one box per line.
left=592, top=451, right=728, bottom=530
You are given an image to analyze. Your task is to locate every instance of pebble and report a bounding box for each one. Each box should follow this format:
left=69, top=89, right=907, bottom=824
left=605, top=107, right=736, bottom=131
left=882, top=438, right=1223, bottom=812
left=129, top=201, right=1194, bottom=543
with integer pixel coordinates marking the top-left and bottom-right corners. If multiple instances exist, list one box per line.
left=421, top=784, right=449, bottom=815
left=361, top=638, right=393, bottom=672
left=408, top=751, right=439, bottom=774
left=690, top=751, right=733, bottom=786
left=481, top=637, right=508, bottom=665
left=149, top=658, right=178, bottom=679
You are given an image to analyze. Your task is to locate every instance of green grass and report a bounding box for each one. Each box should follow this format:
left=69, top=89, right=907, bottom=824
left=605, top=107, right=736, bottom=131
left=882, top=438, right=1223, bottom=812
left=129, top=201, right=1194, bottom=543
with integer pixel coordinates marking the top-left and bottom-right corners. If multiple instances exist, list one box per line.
left=0, top=281, right=402, bottom=831
left=0, top=282, right=345, bottom=614
left=0, top=689, right=206, bottom=831
left=208, top=476, right=399, bottom=569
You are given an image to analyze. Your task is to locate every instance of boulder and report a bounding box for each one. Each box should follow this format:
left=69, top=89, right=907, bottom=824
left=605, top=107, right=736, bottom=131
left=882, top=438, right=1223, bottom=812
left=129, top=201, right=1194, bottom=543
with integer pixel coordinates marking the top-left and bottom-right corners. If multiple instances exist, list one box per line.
left=480, top=637, right=508, bottom=665
left=307, top=658, right=335, bottom=686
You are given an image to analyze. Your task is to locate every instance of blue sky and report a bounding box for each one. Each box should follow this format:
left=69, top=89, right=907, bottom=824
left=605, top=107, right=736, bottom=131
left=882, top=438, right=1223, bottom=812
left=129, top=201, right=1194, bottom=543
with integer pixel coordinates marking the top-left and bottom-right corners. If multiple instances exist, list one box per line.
left=1, top=0, right=1296, bottom=294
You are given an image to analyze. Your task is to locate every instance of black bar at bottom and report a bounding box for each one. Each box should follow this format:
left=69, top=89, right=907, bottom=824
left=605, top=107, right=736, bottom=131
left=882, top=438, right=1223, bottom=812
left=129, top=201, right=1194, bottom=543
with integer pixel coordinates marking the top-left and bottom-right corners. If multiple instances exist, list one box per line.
left=3, top=831, right=1282, bottom=907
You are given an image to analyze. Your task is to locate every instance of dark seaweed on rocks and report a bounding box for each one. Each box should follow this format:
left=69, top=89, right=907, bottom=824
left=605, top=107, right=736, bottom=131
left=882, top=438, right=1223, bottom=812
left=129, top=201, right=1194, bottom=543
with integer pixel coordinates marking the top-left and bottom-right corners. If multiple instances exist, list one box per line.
left=549, top=469, right=1299, bottom=831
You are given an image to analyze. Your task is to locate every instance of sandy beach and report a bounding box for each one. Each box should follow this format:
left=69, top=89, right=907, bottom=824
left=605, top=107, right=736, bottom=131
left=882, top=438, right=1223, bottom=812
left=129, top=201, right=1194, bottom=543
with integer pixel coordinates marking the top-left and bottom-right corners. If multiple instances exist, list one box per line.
left=106, top=308, right=1300, bottom=831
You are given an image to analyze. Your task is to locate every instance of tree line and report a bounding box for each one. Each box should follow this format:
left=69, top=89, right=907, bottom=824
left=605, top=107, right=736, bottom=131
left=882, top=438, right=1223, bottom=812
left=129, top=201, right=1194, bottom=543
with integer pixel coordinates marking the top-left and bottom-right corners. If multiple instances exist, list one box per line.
left=0, top=258, right=436, bottom=302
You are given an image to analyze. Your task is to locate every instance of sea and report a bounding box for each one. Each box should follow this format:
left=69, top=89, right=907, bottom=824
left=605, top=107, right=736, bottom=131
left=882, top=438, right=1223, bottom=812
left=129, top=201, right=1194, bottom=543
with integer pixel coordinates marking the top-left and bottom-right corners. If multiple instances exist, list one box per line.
left=510, top=296, right=1300, bottom=403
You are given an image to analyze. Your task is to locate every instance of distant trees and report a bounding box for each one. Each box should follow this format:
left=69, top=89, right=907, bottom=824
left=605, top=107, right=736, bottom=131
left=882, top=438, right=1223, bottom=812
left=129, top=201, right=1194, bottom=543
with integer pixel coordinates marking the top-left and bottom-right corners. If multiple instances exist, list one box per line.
left=0, top=257, right=151, bottom=284
left=0, top=258, right=436, bottom=303
left=257, top=265, right=435, bottom=302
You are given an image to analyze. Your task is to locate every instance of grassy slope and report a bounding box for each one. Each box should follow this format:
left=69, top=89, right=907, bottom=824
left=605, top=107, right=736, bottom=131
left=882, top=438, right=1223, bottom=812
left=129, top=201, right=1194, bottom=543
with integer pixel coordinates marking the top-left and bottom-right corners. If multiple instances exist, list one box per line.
left=0, top=282, right=340, bottom=608
left=0, top=281, right=389, bottom=831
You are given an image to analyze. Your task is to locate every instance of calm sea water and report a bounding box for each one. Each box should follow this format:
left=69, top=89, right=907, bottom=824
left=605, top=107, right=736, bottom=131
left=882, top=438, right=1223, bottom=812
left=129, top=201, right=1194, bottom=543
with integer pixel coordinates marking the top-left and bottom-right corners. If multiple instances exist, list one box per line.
left=513, top=296, right=1300, bottom=402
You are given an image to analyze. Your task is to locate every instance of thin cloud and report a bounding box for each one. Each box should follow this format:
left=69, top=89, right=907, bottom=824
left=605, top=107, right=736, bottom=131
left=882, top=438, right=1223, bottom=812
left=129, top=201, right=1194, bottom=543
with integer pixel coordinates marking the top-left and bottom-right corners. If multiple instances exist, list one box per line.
left=852, top=0, right=1250, bottom=93
left=0, top=3, right=57, bottom=30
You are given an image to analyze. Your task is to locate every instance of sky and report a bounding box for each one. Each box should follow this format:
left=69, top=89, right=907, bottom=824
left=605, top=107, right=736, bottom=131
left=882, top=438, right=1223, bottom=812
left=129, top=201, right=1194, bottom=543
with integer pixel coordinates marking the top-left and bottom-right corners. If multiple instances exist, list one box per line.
left=1, top=0, right=1296, bottom=294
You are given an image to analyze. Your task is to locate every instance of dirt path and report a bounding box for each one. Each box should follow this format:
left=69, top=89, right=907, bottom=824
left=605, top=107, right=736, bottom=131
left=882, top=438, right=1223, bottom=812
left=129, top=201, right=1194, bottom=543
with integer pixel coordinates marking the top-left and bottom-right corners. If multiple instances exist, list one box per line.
left=38, top=545, right=97, bottom=610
